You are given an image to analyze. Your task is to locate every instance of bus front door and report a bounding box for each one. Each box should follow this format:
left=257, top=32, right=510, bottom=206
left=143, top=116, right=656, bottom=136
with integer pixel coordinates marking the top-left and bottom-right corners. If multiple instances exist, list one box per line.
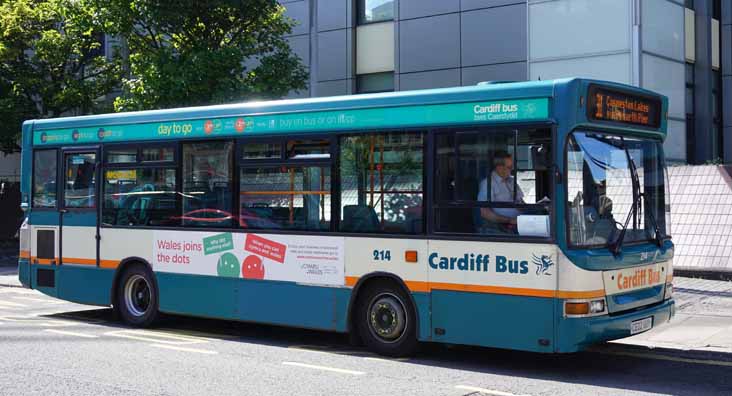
left=58, top=149, right=102, bottom=303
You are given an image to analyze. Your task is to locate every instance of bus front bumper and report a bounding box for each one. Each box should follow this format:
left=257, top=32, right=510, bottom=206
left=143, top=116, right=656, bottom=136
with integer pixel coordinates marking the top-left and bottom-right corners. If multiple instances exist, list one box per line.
left=557, top=298, right=675, bottom=352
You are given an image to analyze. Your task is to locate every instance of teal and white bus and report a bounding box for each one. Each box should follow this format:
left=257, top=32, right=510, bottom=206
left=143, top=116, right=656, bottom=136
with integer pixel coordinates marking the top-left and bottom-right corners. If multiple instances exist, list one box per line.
left=18, top=78, right=674, bottom=356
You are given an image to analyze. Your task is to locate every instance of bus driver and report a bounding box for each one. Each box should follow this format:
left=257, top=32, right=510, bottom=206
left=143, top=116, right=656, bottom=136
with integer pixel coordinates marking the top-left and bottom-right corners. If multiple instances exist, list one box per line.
left=477, top=150, right=524, bottom=233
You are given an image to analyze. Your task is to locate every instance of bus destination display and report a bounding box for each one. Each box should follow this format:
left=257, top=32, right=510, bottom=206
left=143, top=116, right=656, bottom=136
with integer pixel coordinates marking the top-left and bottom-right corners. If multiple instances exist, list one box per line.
left=588, top=86, right=661, bottom=128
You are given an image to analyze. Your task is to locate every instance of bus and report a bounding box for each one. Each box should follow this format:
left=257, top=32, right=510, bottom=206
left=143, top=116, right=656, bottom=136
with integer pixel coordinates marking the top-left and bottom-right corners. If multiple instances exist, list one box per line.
left=17, top=78, right=675, bottom=356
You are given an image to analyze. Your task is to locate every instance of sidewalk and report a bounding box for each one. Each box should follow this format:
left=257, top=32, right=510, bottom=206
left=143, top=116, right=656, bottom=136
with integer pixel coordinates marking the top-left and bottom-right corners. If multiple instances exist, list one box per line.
left=1, top=268, right=732, bottom=359
left=0, top=265, right=20, bottom=287
left=612, top=277, right=732, bottom=356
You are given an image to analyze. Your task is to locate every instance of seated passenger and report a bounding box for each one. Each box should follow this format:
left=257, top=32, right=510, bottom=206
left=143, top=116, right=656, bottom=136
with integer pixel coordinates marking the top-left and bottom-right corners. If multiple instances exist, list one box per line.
left=477, top=150, right=525, bottom=232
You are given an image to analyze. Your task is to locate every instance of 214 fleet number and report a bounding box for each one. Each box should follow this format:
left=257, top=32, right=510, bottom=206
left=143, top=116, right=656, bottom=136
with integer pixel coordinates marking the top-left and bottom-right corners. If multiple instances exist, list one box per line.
left=373, top=250, right=391, bottom=261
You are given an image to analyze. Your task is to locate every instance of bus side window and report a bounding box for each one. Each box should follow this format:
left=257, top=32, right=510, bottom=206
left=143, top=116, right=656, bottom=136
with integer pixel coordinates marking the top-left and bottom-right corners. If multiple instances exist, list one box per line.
left=33, top=150, right=58, bottom=208
left=102, top=145, right=178, bottom=227
left=433, top=128, right=552, bottom=236
left=338, top=132, right=424, bottom=234
left=64, top=153, right=97, bottom=208
left=181, top=141, right=234, bottom=228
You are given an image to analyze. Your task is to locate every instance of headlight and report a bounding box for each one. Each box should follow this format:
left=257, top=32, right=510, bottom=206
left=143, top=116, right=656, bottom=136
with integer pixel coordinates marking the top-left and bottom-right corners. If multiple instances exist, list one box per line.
left=565, top=298, right=607, bottom=317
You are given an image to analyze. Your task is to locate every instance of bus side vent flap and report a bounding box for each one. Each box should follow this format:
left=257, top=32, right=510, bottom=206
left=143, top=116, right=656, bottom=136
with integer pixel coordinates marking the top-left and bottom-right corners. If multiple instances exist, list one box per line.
left=36, top=268, right=55, bottom=288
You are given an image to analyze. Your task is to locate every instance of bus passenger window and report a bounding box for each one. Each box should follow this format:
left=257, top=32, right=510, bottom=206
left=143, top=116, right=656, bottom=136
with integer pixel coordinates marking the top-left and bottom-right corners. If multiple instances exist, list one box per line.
left=239, top=166, right=330, bottom=230
left=338, top=132, right=423, bottom=234
left=64, top=153, right=96, bottom=208
left=181, top=141, right=234, bottom=227
left=433, top=128, right=552, bottom=237
left=103, top=168, right=178, bottom=226
left=33, top=150, right=57, bottom=208
left=102, top=144, right=178, bottom=227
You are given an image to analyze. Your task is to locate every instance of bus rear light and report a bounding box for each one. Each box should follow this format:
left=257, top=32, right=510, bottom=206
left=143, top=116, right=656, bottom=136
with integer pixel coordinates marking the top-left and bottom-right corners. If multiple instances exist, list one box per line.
left=565, top=298, right=606, bottom=317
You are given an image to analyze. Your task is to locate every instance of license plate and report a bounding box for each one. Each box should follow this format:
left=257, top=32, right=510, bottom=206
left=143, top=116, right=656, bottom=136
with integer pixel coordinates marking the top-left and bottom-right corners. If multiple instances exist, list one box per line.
left=630, top=317, right=653, bottom=335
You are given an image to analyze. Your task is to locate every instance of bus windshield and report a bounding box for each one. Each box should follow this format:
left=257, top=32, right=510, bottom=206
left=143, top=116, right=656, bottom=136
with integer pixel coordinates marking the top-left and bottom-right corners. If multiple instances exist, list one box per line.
left=567, top=131, right=668, bottom=249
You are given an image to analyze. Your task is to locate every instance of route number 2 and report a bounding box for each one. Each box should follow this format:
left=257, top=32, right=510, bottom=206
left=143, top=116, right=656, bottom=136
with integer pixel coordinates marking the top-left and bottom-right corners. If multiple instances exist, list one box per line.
left=373, top=250, right=391, bottom=261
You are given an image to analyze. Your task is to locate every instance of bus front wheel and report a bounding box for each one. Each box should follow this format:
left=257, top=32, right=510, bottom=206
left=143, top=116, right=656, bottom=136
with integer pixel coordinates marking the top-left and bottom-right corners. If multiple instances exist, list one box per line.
left=356, top=282, right=418, bottom=357
left=116, top=264, right=159, bottom=327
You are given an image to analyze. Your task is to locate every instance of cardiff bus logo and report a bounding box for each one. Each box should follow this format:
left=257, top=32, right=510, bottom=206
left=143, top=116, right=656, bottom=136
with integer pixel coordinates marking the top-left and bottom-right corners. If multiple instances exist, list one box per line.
left=532, top=254, right=554, bottom=276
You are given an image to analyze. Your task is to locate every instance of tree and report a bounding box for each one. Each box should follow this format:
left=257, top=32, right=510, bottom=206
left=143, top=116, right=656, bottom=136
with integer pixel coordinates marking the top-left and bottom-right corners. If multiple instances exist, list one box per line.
left=96, top=0, right=309, bottom=112
left=0, top=0, right=123, bottom=152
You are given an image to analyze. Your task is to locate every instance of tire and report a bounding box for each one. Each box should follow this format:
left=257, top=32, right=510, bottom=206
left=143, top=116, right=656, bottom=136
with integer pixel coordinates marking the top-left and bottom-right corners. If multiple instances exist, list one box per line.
left=356, top=282, right=418, bottom=357
left=116, top=264, right=159, bottom=327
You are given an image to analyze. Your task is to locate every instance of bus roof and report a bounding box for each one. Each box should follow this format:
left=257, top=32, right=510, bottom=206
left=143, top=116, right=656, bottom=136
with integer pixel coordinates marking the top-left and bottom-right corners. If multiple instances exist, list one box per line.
left=27, top=78, right=668, bottom=143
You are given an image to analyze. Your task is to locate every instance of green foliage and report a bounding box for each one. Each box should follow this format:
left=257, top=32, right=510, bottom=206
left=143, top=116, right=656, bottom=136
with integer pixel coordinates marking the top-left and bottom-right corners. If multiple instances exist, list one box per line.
left=0, top=0, right=123, bottom=152
left=96, top=0, right=309, bottom=112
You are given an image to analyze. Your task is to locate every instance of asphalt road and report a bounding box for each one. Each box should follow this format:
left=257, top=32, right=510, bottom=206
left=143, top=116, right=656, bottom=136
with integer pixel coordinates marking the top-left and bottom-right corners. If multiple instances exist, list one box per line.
left=1, top=286, right=731, bottom=396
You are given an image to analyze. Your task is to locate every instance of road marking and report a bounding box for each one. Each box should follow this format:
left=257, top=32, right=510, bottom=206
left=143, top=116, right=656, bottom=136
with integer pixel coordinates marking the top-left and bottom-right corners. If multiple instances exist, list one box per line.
left=0, top=288, right=38, bottom=295
left=11, top=296, right=64, bottom=304
left=282, top=361, right=365, bottom=376
left=363, top=356, right=411, bottom=363
left=287, top=346, right=332, bottom=355
left=0, top=315, right=75, bottom=327
left=158, top=328, right=239, bottom=340
left=51, top=313, right=108, bottom=325
left=44, top=329, right=98, bottom=338
left=0, top=300, right=27, bottom=307
left=288, top=345, right=371, bottom=357
left=455, top=385, right=532, bottom=396
left=596, top=349, right=732, bottom=368
left=105, top=329, right=209, bottom=345
left=150, top=344, right=218, bottom=354
left=134, top=329, right=215, bottom=342
left=38, top=320, right=77, bottom=327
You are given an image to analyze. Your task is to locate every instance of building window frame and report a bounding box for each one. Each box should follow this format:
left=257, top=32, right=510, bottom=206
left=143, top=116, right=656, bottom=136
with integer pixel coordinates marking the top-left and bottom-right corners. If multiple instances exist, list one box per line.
left=357, top=0, right=395, bottom=25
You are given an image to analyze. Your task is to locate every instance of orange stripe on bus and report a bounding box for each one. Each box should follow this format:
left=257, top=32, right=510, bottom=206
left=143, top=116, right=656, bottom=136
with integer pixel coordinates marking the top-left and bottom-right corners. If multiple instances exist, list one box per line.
left=33, top=257, right=57, bottom=265
left=555, top=289, right=606, bottom=299
left=429, top=282, right=556, bottom=298
left=240, top=191, right=330, bottom=195
left=19, top=250, right=30, bottom=259
left=62, top=257, right=96, bottom=266
left=100, top=260, right=120, bottom=269
left=345, top=276, right=605, bottom=299
left=29, top=256, right=120, bottom=268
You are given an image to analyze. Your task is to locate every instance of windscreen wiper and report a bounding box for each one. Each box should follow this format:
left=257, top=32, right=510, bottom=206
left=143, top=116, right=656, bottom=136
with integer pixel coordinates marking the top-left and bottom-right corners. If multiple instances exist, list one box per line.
left=609, top=192, right=638, bottom=256
left=627, top=149, right=665, bottom=247
left=609, top=148, right=664, bottom=255
left=609, top=141, right=641, bottom=256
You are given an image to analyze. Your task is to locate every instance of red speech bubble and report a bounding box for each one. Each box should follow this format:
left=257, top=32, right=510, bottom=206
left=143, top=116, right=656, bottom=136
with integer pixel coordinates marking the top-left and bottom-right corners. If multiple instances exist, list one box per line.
left=244, top=234, right=286, bottom=263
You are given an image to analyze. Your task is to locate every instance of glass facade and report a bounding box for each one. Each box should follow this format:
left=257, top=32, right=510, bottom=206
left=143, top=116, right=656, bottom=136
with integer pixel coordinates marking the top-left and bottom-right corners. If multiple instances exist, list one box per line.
left=358, top=0, right=394, bottom=24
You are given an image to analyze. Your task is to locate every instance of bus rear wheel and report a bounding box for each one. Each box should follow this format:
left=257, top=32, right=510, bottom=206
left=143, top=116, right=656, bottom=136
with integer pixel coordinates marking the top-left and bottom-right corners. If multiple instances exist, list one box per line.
left=356, top=282, right=418, bottom=357
left=116, top=265, right=159, bottom=327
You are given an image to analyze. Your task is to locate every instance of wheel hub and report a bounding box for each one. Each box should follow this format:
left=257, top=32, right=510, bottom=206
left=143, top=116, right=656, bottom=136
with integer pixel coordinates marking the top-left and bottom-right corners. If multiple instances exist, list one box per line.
left=368, top=294, right=407, bottom=342
left=124, top=274, right=151, bottom=317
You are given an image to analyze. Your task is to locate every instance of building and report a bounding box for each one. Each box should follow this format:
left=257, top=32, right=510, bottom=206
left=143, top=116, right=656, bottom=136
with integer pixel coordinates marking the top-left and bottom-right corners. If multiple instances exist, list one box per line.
left=279, top=0, right=728, bottom=165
